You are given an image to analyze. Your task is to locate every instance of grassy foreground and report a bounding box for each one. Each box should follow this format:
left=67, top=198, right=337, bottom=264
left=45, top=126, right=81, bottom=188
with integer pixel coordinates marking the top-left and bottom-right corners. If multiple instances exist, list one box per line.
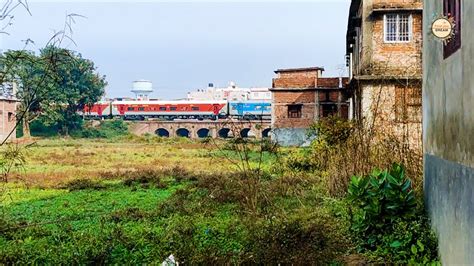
left=0, top=136, right=437, bottom=264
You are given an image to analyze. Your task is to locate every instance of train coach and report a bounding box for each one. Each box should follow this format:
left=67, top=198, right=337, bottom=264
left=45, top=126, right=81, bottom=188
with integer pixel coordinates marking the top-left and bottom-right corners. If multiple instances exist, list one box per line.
left=82, top=100, right=271, bottom=120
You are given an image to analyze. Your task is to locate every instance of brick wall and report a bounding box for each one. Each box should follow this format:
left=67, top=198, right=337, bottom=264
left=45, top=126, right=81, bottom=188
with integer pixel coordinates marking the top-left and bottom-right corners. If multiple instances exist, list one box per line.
left=273, top=77, right=316, bottom=88
left=359, top=81, right=422, bottom=150
left=0, top=99, right=17, bottom=143
left=272, top=90, right=316, bottom=128
left=317, top=78, right=349, bottom=88
left=273, top=69, right=319, bottom=88
left=373, top=0, right=423, bottom=10
left=369, top=13, right=423, bottom=76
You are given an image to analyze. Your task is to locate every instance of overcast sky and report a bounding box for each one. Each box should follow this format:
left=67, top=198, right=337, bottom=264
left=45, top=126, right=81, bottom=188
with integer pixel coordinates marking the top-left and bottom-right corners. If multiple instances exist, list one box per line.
left=1, top=0, right=351, bottom=100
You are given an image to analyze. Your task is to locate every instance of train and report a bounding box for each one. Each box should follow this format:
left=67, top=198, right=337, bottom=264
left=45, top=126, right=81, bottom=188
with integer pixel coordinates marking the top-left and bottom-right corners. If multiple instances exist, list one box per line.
left=81, top=100, right=272, bottom=121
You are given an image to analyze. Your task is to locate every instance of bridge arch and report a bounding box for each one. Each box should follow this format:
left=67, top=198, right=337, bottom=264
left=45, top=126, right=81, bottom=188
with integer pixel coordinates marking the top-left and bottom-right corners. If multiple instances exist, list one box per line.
left=156, top=128, right=170, bottom=137
left=262, top=128, right=271, bottom=138
left=197, top=128, right=210, bottom=138
left=176, top=128, right=190, bottom=138
left=240, top=128, right=255, bottom=138
left=218, top=128, right=231, bottom=138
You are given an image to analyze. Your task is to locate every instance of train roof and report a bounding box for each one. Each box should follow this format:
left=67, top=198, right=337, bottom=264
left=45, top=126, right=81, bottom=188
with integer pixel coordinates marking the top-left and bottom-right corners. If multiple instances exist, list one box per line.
left=111, top=100, right=227, bottom=105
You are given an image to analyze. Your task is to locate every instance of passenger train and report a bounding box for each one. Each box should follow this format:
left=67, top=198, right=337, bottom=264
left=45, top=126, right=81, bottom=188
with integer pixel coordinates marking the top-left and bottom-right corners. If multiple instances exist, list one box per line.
left=82, top=100, right=272, bottom=120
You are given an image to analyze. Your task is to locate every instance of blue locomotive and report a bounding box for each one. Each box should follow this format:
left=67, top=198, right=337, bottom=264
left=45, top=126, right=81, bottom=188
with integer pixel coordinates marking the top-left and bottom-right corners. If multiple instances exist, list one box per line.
left=228, top=100, right=272, bottom=120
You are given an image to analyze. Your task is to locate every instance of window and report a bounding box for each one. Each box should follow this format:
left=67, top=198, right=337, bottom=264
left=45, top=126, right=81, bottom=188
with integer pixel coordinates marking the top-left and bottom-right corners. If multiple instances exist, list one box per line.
left=7, top=112, right=13, bottom=122
left=192, top=107, right=199, bottom=111
left=159, top=107, right=167, bottom=111
left=287, top=104, right=302, bottom=118
left=395, top=85, right=422, bottom=123
left=444, top=0, right=461, bottom=58
left=138, top=107, right=145, bottom=111
left=321, top=105, right=338, bottom=118
left=384, top=14, right=412, bottom=43
left=127, top=107, right=134, bottom=111
left=170, top=107, right=177, bottom=111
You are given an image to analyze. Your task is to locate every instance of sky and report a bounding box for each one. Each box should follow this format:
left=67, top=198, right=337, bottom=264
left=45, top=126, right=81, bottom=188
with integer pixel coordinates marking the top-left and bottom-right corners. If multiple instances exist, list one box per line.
left=1, top=0, right=351, bottom=100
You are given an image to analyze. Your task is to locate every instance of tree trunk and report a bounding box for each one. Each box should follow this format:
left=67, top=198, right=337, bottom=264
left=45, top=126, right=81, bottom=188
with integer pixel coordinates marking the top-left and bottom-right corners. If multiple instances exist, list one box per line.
left=23, top=112, right=31, bottom=138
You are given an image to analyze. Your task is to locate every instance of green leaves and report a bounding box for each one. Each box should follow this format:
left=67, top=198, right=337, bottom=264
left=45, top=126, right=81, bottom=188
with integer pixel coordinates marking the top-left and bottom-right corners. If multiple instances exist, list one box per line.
left=390, top=241, right=402, bottom=248
left=346, top=163, right=438, bottom=263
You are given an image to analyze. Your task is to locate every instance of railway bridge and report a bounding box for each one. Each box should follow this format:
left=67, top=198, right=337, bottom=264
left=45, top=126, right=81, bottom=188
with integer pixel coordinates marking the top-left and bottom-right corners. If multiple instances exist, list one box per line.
left=127, top=120, right=272, bottom=139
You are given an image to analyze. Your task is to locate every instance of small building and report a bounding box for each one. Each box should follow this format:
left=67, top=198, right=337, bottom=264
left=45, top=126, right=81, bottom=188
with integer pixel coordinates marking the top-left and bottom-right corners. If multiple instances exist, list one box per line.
left=0, top=97, right=18, bottom=143
left=270, top=67, right=350, bottom=146
left=423, top=0, right=473, bottom=264
left=187, top=82, right=271, bottom=101
left=345, top=0, right=423, bottom=150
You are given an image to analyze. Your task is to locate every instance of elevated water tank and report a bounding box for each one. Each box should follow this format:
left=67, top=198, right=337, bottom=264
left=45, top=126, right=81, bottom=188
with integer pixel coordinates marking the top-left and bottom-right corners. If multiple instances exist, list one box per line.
left=132, top=80, right=153, bottom=100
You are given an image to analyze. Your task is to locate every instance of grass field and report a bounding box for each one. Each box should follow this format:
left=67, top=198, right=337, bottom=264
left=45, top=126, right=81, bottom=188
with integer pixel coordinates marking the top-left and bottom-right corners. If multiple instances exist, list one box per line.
left=1, top=137, right=354, bottom=264
left=0, top=136, right=439, bottom=264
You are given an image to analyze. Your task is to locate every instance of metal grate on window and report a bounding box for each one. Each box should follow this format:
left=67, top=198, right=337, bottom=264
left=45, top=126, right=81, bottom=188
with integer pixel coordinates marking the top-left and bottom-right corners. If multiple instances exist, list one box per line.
left=384, top=14, right=412, bottom=43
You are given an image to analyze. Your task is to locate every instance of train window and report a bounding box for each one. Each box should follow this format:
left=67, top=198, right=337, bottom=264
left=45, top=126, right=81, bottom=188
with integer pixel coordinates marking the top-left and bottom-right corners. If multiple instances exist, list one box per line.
left=127, top=107, right=134, bottom=111
left=159, top=107, right=167, bottom=111
left=256, top=106, right=262, bottom=110
left=170, top=107, right=177, bottom=111
left=138, top=107, right=145, bottom=111
left=192, top=107, right=199, bottom=111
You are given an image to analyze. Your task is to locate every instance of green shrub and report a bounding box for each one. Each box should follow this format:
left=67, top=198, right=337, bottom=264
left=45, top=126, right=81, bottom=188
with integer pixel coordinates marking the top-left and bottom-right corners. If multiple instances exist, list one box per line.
left=73, top=120, right=129, bottom=139
left=249, top=210, right=350, bottom=264
left=284, top=149, right=315, bottom=171
left=309, top=115, right=353, bottom=146
left=61, top=178, right=106, bottom=191
left=347, top=163, right=438, bottom=263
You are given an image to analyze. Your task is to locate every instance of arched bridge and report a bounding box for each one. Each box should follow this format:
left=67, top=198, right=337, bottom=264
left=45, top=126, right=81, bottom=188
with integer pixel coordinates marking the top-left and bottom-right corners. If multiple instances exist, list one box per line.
left=127, top=120, right=272, bottom=139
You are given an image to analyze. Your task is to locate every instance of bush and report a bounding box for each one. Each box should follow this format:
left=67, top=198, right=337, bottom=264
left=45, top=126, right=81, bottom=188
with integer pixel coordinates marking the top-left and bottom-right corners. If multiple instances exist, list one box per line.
left=347, top=164, right=438, bottom=263
left=62, top=179, right=106, bottom=191
left=284, top=149, right=315, bottom=172
left=73, top=120, right=129, bottom=139
left=309, top=115, right=354, bottom=146
left=249, top=210, right=350, bottom=264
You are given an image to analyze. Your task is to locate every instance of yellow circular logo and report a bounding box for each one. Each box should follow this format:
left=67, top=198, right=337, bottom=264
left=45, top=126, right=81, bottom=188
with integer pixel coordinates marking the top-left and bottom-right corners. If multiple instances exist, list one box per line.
left=431, top=18, right=453, bottom=40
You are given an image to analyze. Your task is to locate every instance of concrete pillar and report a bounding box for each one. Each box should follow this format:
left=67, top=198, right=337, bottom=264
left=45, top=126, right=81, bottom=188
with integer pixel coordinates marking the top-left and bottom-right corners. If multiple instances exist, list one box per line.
left=169, top=126, right=176, bottom=138
left=190, top=128, right=197, bottom=139
left=210, top=127, right=218, bottom=138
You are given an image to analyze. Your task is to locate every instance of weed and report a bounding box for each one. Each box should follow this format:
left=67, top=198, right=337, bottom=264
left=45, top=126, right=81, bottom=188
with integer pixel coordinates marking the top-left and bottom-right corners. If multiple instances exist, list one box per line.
left=347, top=164, right=438, bottom=263
left=61, top=178, right=106, bottom=191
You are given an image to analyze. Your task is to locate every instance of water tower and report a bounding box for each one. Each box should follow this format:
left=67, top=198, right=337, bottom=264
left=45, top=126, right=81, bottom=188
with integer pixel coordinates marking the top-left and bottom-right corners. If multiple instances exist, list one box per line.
left=131, top=80, right=153, bottom=100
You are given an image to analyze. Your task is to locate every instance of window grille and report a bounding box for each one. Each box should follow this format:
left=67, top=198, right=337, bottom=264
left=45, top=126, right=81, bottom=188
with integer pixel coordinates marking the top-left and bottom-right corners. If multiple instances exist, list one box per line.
left=384, top=14, right=412, bottom=43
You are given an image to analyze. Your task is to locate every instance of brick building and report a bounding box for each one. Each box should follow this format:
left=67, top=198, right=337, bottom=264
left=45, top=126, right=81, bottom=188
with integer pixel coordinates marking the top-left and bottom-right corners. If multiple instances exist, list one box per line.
left=0, top=96, right=18, bottom=143
left=346, top=0, right=423, bottom=149
left=270, top=67, right=351, bottom=146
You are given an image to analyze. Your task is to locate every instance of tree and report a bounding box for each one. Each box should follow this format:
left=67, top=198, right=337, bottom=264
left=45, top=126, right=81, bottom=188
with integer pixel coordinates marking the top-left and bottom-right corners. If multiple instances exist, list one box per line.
left=39, top=46, right=107, bottom=135
left=0, top=50, right=48, bottom=138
